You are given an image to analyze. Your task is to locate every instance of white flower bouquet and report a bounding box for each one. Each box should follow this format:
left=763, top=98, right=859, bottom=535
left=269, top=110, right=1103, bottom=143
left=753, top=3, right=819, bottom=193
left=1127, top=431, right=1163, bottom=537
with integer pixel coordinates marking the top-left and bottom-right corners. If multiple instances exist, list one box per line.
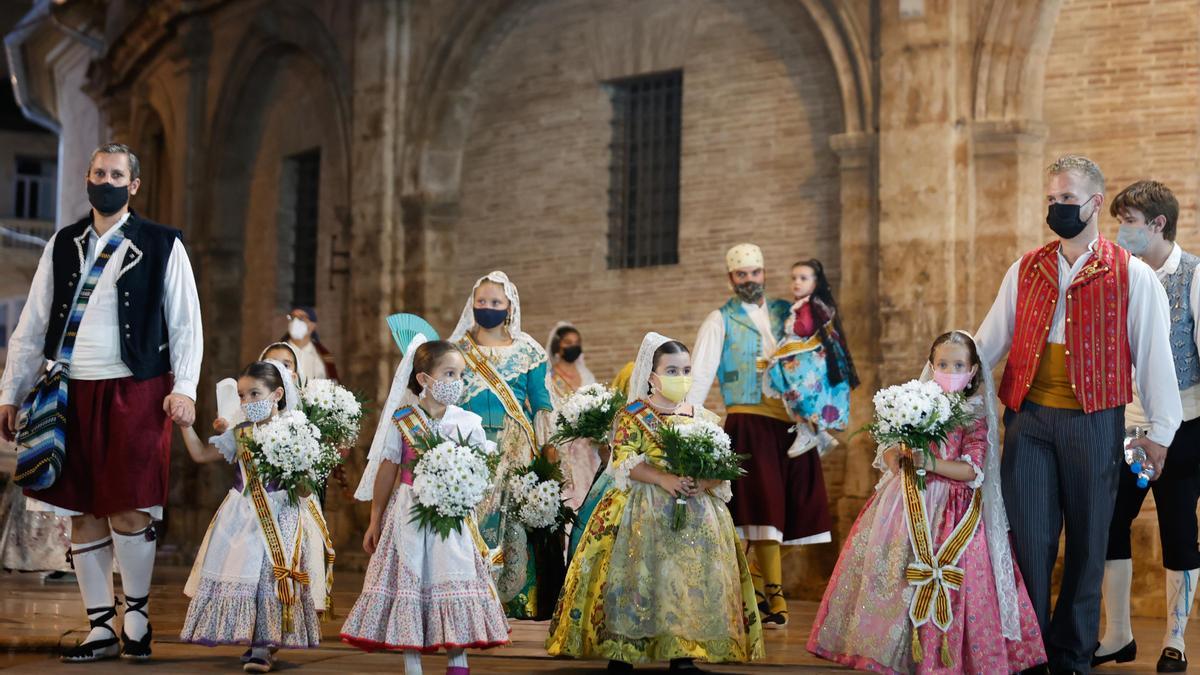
left=246, top=409, right=336, bottom=503
left=409, top=430, right=498, bottom=539
left=657, top=419, right=747, bottom=530
left=549, top=383, right=626, bottom=445
left=506, top=455, right=575, bottom=541
left=863, top=379, right=973, bottom=489
left=299, top=379, right=364, bottom=452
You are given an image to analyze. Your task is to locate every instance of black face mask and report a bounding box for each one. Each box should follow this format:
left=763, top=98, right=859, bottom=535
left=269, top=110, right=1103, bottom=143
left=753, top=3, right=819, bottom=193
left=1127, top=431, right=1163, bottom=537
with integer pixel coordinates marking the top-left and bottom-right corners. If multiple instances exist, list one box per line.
left=735, top=281, right=765, bottom=304
left=473, top=307, right=508, bottom=329
left=561, top=345, right=583, bottom=363
left=87, top=181, right=129, bottom=217
left=1046, top=196, right=1095, bottom=240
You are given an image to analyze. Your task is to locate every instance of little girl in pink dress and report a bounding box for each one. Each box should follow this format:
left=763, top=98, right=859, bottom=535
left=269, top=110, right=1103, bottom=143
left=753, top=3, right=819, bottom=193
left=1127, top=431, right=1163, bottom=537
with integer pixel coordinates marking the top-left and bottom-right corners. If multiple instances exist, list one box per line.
left=808, top=331, right=1045, bottom=674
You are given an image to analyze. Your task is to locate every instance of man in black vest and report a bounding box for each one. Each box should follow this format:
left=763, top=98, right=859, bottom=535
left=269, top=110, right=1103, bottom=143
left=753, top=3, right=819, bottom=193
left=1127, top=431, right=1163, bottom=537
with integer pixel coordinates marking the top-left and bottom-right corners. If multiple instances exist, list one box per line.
left=0, top=143, right=203, bottom=662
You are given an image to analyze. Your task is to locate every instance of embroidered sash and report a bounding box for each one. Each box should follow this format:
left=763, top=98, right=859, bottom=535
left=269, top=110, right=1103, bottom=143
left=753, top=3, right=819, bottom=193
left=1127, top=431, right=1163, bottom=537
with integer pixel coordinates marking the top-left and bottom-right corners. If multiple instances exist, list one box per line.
left=303, top=497, right=336, bottom=619
left=900, top=456, right=984, bottom=667
left=393, top=405, right=434, bottom=448
left=237, top=429, right=309, bottom=632
left=624, top=400, right=664, bottom=438
left=459, top=334, right=538, bottom=459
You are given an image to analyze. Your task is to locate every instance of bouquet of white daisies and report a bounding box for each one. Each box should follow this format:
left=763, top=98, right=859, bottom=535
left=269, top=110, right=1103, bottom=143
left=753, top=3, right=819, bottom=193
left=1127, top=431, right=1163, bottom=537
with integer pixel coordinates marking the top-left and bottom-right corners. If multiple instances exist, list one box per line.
left=408, top=430, right=499, bottom=539
left=299, top=379, right=364, bottom=452
left=657, top=419, right=747, bottom=530
left=506, top=455, right=575, bottom=542
left=863, top=379, right=973, bottom=489
left=245, top=409, right=336, bottom=504
left=549, top=383, right=626, bottom=446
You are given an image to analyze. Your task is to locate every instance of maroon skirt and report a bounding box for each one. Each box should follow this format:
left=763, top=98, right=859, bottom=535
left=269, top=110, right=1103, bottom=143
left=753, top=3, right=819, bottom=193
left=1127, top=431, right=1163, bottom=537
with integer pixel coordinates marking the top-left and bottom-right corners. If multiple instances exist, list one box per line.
left=726, top=412, right=832, bottom=544
left=24, top=374, right=173, bottom=517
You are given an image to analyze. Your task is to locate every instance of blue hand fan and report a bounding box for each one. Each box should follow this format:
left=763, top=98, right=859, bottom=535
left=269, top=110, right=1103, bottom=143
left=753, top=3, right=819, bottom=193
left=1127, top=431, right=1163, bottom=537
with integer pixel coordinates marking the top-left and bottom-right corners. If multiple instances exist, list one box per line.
left=386, top=313, right=439, bottom=353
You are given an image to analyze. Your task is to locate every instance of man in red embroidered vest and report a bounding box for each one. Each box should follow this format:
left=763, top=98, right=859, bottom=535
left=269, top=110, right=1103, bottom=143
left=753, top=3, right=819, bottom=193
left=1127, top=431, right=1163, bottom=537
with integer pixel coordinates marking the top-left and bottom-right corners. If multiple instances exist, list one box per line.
left=976, top=155, right=1181, bottom=674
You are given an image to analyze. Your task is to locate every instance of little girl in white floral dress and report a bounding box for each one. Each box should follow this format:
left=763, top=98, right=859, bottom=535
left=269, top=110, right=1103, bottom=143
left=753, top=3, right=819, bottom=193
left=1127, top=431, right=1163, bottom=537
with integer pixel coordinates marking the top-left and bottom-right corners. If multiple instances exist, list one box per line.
left=340, top=337, right=509, bottom=675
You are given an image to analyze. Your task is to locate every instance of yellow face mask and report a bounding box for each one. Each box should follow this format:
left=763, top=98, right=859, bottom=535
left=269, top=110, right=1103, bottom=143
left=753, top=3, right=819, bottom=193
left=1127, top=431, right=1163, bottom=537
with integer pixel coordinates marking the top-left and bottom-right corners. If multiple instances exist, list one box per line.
left=654, top=374, right=693, bottom=403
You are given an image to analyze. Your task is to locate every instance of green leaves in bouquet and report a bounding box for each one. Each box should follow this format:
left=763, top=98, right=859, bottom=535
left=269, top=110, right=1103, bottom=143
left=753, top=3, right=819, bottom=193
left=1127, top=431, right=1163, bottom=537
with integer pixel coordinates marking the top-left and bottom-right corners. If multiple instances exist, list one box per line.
left=657, top=424, right=748, bottom=482
left=410, top=503, right=469, bottom=539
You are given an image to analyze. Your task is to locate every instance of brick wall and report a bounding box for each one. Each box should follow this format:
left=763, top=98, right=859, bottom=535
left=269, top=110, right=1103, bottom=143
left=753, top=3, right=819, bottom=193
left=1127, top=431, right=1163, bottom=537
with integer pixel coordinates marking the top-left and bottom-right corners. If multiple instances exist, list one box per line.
left=449, top=0, right=844, bottom=394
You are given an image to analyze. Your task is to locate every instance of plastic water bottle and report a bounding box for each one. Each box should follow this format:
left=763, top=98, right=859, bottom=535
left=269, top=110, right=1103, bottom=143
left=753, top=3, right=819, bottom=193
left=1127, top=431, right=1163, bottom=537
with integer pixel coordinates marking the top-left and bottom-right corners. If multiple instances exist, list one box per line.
left=1123, top=427, right=1156, bottom=489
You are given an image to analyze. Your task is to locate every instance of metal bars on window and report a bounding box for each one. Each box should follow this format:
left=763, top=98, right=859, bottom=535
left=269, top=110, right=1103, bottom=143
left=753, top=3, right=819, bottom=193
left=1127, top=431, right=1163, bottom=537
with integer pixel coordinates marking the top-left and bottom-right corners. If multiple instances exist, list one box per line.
left=605, top=70, right=682, bottom=269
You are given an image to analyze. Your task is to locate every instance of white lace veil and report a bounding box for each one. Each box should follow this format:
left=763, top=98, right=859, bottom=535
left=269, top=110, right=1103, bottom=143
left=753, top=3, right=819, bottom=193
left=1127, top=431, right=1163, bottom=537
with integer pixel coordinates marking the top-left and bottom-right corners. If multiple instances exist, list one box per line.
left=919, top=330, right=1020, bottom=640
left=354, top=334, right=428, bottom=501
left=628, top=332, right=673, bottom=400
left=449, top=271, right=524, bottom=343
left=262, top=358, right=301, bottom=412
left=259, top=342, right=305, bottom=386
left=544, top=321, right=596, bottom=403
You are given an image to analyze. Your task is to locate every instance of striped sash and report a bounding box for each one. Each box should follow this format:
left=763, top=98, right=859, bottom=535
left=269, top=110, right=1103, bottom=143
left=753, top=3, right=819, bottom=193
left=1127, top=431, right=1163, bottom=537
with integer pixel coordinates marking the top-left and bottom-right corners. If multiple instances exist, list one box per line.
left=900, top=455, right=984, bottom=667
left=459, top=335, right=538, bottom=459
left=15, top=228, right=126, bottom=489
left=303, top=497, right=336, bottom=619
left=238, top=430, right=309, bottom=632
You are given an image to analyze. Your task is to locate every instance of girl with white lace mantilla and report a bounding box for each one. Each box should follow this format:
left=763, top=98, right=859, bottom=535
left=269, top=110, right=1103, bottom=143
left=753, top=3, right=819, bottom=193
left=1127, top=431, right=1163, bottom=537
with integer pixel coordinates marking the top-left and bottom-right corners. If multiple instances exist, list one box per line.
left=177, top=360, right=330, bottom=673
left=340, top=335, right=509, bottom=675
left=546, top=333, right=764, bottom=673
left=808, top=332, right=1044, bottom=674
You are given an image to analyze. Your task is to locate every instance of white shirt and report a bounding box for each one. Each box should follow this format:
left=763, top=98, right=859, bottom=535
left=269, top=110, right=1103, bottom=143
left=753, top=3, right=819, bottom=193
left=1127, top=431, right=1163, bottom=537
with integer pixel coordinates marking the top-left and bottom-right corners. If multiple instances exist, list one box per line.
left=687, top=301, right=779, bottom=407
left=975, top=239, right=1182, bottom=447
left=0, top=214, right=204, bottom=405
left=1127, top=243, right=1200, bottom=425
left=293, top=340, right=329, bottom=381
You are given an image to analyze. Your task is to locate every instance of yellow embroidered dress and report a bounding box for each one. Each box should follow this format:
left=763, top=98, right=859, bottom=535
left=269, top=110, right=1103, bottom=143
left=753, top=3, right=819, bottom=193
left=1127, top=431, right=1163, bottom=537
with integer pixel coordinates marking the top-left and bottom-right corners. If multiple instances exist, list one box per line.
left=546, top=400, right=764, bottom=664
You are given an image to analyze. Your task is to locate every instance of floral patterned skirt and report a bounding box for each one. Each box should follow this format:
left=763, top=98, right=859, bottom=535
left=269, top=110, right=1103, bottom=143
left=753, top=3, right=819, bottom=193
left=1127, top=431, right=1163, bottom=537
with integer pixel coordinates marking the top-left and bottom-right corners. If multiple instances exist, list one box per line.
left=340, top=486, right=510, bottom=652
left=180, top=496, right=321, bottom=648
left=807, top=475, right=1046, bottom=674
left=767, top=344, right=850, bottom=431
left=546, top=482, right=764, bottom=664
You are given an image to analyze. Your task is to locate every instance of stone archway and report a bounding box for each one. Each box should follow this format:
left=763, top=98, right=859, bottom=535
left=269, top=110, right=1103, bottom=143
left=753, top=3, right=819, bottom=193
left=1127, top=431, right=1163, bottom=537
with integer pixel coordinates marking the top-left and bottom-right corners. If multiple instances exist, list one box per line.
left=178, top=2, right=353, bottom=551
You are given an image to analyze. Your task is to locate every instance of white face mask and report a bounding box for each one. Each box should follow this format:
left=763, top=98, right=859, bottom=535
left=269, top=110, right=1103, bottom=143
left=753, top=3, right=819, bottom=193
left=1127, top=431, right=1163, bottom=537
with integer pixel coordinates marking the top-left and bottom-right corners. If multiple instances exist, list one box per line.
left=425, top=378, right=464, bottom=406
left=288, top=318, right=309, bottom=341
left=242, top=398, right=275, bottom=423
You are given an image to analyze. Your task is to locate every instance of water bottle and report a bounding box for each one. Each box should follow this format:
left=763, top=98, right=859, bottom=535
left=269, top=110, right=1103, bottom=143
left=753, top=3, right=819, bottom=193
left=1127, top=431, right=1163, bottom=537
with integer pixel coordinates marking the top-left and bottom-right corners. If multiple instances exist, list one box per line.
left=1123, top=427, right=1156, bottom=489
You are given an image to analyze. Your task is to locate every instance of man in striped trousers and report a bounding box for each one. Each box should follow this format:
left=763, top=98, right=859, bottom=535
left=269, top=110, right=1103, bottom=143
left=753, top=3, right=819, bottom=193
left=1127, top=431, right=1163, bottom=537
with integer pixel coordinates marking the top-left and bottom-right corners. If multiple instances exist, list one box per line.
left=976, top=155, right=1182, bottom=674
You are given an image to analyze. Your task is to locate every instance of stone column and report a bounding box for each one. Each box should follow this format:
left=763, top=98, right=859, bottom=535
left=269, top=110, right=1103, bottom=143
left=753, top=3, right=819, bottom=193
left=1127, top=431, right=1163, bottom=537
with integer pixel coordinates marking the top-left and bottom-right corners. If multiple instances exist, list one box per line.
left=875, top=0, right=971, bottom=384
left=969, top=119, right=1047, bottom=326
left=829, top=131, right=879, bottom=526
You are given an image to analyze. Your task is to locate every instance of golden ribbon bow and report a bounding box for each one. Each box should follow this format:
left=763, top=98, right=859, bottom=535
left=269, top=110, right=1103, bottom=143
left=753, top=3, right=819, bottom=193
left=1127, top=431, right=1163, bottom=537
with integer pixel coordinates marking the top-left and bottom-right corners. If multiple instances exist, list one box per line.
left=272, top=565, right=311, bottom=585
left=900, top=458, right=984, bottom=667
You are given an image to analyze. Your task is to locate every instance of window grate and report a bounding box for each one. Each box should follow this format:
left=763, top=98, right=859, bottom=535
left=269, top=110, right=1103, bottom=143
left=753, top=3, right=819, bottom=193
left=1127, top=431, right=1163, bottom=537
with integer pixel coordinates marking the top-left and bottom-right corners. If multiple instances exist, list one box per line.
left=290, top=150, right=321, bottom=307
left=605, top=70, right=682, bottom=269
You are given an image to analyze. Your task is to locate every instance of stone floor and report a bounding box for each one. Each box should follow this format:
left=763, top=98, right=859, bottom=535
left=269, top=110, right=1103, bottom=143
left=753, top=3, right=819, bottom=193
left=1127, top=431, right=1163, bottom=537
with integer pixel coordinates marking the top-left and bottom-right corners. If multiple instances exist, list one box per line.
left=0, top=566, right=1191, bottom=673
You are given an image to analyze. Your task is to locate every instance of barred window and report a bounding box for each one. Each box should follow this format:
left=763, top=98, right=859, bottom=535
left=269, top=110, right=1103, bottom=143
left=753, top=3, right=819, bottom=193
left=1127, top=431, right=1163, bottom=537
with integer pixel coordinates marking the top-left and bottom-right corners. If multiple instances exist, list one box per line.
left=605, top=70, right=682, bottom=269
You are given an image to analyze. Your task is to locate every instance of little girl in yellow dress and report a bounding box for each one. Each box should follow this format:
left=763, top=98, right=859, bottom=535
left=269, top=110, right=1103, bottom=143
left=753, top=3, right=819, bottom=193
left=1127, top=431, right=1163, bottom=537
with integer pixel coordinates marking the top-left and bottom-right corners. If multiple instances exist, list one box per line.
left=546, top=332, right=764, bottom=673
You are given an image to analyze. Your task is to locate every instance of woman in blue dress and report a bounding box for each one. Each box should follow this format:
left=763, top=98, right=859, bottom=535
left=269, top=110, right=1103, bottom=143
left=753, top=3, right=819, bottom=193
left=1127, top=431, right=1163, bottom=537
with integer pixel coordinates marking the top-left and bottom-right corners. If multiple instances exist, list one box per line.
left=449, top=271, right=557, bottom=619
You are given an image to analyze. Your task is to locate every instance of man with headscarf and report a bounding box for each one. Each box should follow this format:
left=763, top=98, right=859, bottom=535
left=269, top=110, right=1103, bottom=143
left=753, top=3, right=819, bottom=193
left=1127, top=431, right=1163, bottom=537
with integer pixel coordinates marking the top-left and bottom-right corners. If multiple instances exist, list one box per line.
left=688, top=243, right=833, bottom=629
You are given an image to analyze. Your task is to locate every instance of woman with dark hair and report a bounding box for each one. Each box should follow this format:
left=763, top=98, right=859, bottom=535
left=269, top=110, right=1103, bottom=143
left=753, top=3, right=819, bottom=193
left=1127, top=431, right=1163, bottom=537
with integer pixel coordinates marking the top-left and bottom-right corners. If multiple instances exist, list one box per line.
left=545, top=322, right=600, bottom=510
left=766, top=258, right=858, bottom=457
